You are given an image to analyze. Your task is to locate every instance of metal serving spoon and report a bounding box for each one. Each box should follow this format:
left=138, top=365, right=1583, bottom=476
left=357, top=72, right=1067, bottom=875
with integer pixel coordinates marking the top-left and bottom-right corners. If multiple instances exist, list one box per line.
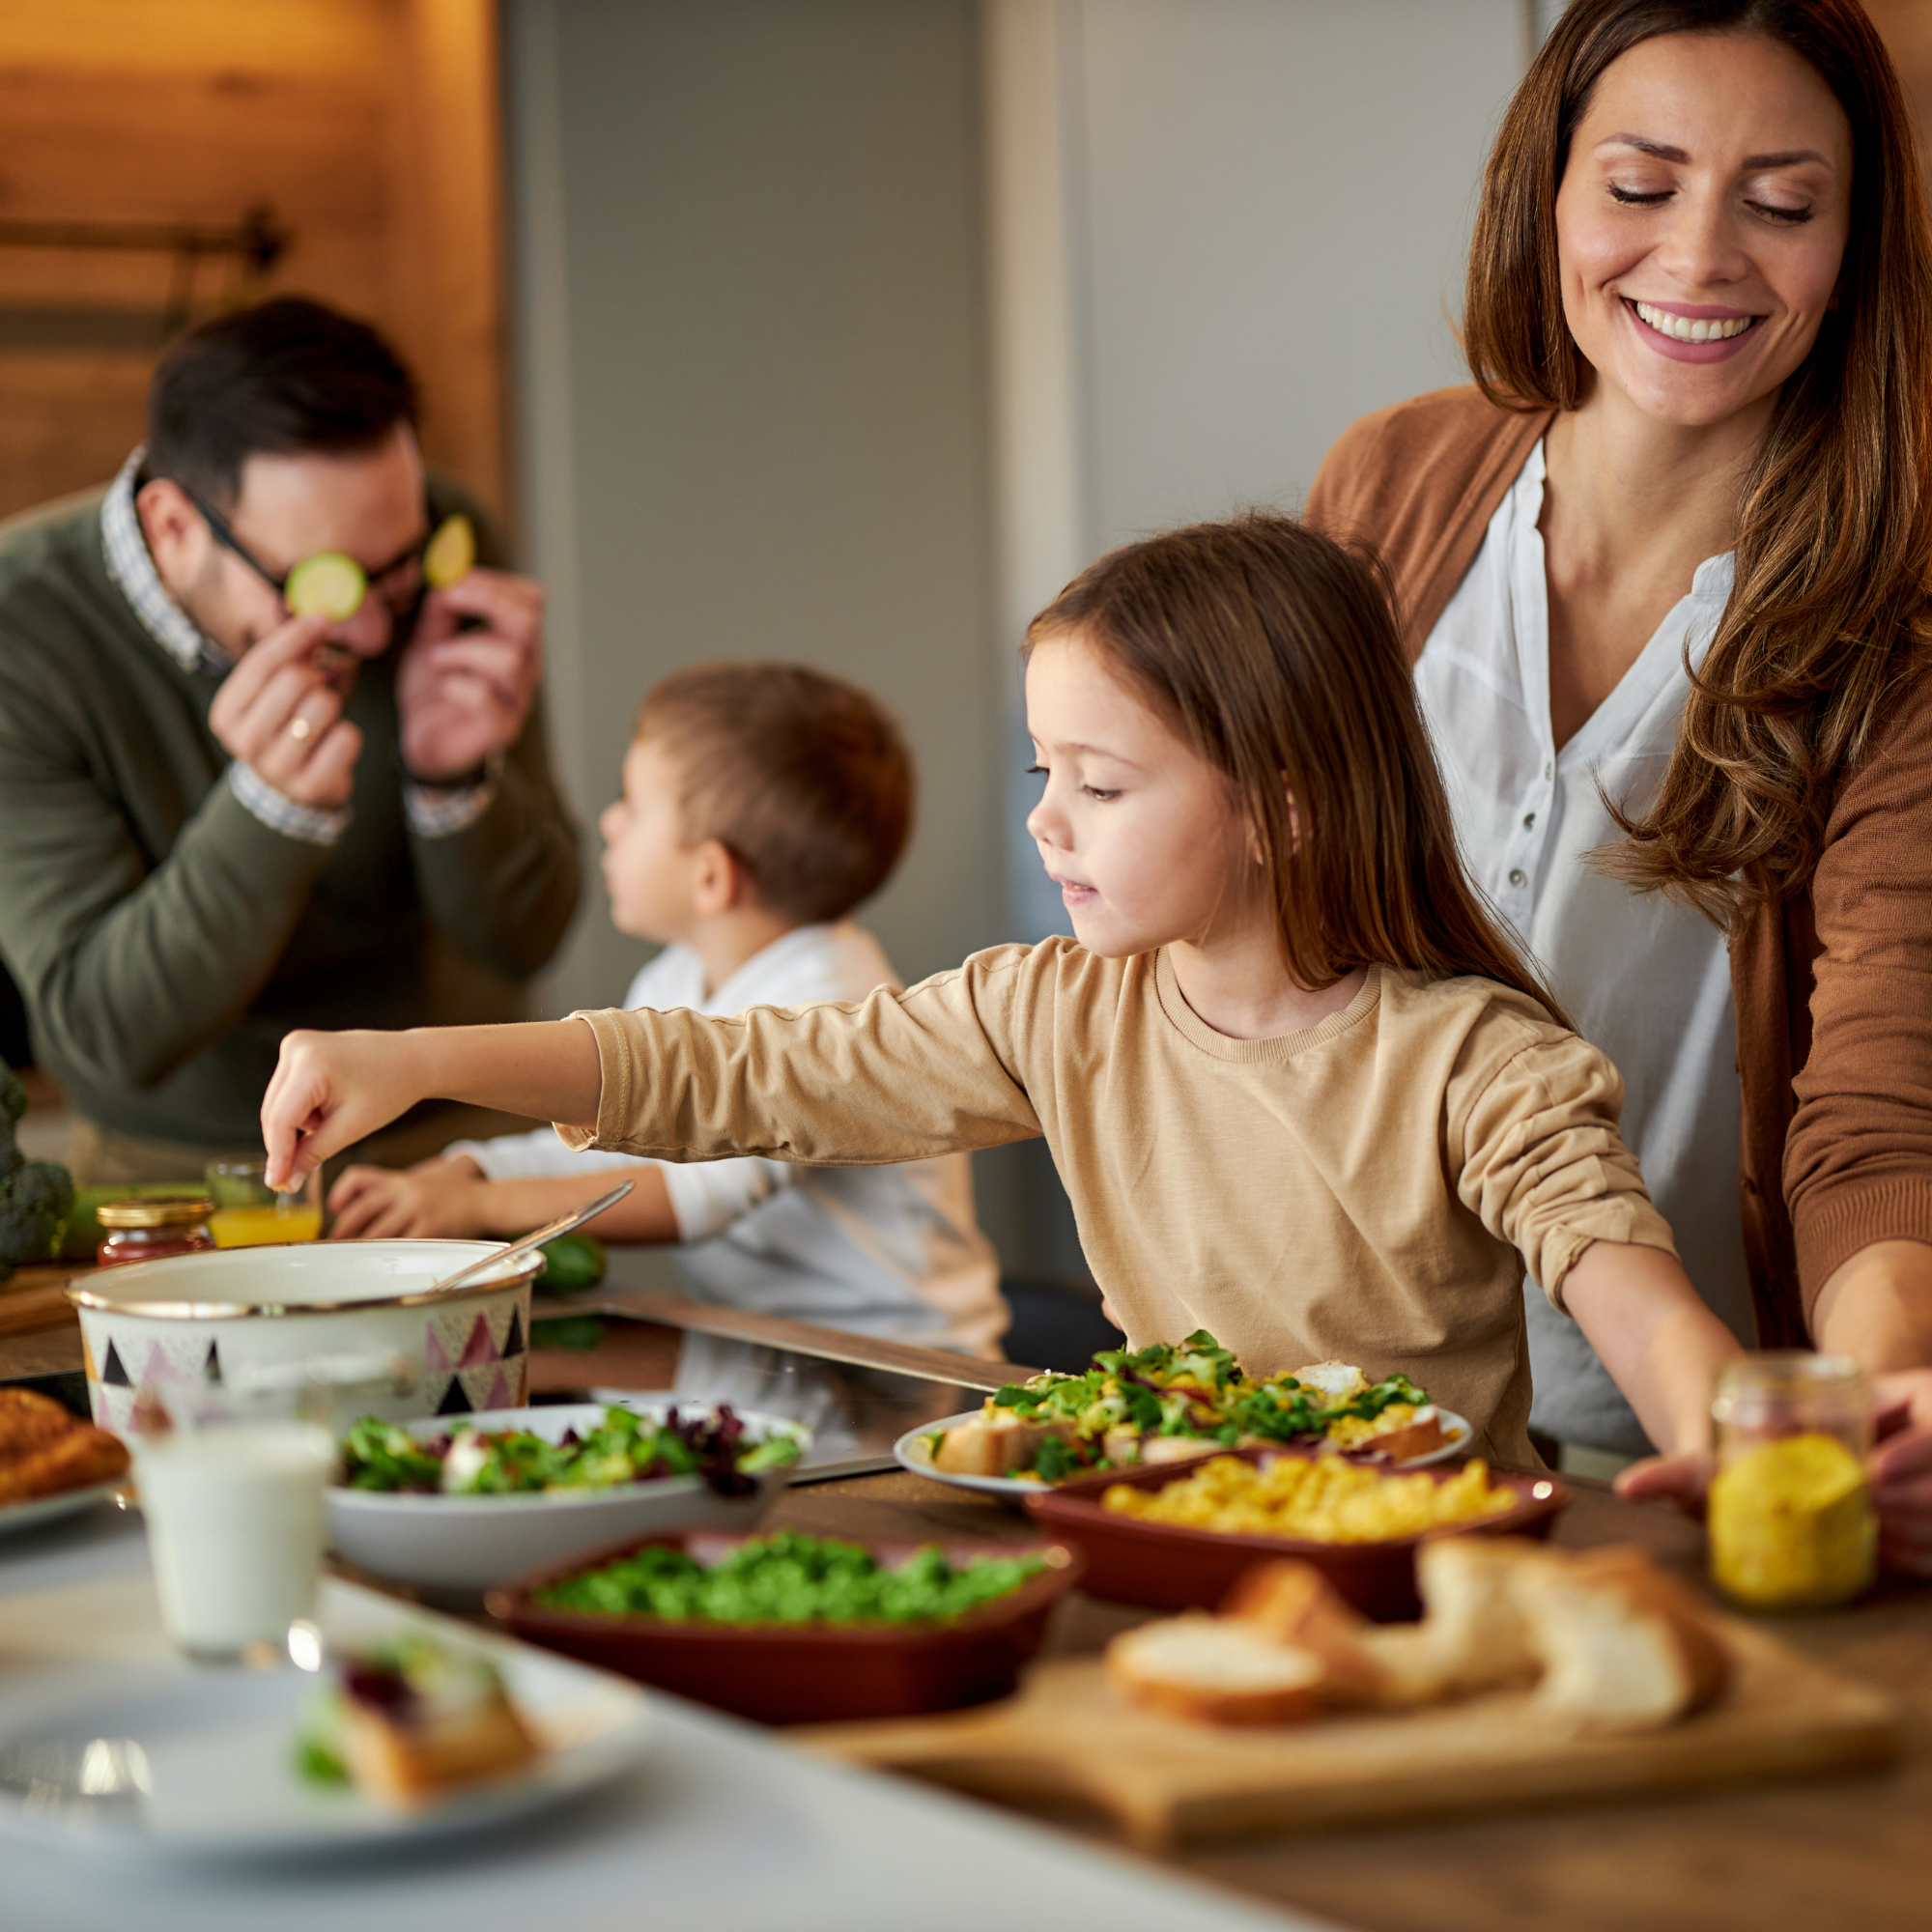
left=421, top=1177, right=636, bottom=1298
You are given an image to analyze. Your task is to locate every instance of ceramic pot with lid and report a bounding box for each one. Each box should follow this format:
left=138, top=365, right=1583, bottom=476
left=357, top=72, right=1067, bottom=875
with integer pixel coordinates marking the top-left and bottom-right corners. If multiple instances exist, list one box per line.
left=67, top=1239, right=543, bottom=1435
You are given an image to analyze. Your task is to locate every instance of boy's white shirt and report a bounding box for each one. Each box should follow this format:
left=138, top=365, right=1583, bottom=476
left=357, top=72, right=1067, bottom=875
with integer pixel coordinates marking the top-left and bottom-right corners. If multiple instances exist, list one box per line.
left=445, top=921, right=1006, bottom=1355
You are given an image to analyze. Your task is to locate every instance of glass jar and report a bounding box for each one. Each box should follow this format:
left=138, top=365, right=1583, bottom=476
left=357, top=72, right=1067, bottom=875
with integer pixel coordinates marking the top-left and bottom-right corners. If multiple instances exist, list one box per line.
left=1708, top=1353, right=1876, bottom=1611
left=95, top=1195, right=219, bottom=1269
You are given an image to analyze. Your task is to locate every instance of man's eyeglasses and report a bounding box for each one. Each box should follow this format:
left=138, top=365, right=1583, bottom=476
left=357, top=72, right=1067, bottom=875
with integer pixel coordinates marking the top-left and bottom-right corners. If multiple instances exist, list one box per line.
left=175, top=480, right=442, bottom=622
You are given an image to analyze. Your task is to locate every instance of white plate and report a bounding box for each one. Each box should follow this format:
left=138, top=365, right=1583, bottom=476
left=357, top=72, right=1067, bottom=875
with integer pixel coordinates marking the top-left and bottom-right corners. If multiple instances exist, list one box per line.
left=327, top=1398, right=810, bottom=1593
left=0, top=1583, right=650, bottom=1859
left=895, top=1406, right=1477, bottom=1500
left=0, top=1480, right=127, bottom=1538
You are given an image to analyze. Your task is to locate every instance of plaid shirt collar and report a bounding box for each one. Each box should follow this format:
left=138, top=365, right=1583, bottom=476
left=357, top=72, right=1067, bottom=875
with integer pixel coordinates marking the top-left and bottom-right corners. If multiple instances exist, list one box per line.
left=99, top=447, right=231, bottom=677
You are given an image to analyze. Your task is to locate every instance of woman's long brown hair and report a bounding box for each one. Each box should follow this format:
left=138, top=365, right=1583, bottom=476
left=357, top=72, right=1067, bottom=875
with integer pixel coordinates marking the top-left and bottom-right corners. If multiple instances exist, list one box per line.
left=1465, top=0, right=1932, bottom=923
left=1028, top=513, right=1572, bottom=1026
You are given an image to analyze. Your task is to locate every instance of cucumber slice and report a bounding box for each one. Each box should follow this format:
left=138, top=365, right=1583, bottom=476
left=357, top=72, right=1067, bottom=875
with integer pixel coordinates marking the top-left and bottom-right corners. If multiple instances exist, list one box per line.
left=422, top=513, right=475, bottom=589
left=284, top=552, right=367, bottom=622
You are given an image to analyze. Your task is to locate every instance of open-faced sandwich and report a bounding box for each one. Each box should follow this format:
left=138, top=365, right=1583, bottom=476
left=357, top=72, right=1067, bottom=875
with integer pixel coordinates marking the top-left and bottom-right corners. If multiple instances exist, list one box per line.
left=297, top=1634, right=540, bottom=1809
left=931, top=1332, right=1452, bottom=1484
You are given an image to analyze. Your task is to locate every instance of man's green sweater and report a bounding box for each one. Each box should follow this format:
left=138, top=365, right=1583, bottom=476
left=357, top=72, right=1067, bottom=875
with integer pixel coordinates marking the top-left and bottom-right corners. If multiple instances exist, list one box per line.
left=0, top=483, right=581, bottom=1148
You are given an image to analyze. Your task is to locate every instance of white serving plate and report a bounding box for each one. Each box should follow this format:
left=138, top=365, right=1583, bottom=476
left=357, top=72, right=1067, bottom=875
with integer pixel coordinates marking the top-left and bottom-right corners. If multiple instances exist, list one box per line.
left=895, top=1406, right=1477, bottom=1501
left=326, top=1398, right=810, bottom=1593
left=0, top=1479, right=127, bottom=1539
left=0, top=1581, right=650, bottom=1859
left=69, top=1238, right=546, bottom=1437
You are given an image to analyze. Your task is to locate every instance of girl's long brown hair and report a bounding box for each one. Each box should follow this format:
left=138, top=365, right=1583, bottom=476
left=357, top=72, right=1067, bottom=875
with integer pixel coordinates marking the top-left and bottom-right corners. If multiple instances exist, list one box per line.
left=1465, top=0, right=1932, bottom=923
left=1029, top=513, right=1572, bottom=1027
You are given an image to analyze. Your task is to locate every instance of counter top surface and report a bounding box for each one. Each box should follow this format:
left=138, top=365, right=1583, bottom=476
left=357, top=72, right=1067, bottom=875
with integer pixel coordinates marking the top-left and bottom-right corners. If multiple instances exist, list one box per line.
left=0, top=1497, right=1311, bottom=1932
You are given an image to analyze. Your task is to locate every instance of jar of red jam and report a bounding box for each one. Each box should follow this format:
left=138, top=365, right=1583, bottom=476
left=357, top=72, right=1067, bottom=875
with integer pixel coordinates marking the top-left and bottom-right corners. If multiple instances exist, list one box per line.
left=95, top=1195, right=218, bottom=1268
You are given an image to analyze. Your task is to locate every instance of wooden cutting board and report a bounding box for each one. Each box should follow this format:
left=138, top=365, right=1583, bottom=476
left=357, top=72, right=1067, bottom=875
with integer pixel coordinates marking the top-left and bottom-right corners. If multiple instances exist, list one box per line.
left=797, top=1617, right=1900, bottom=1851
left=0, top=1264, right=82, bottom=1340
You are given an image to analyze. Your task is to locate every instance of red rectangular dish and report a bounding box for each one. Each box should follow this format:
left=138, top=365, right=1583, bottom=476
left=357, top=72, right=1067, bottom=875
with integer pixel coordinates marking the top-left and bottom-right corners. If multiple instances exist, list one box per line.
left=486, top=1530, right=1084, bottom=1725
left=1024, top=1448, right=1570, bottom=1620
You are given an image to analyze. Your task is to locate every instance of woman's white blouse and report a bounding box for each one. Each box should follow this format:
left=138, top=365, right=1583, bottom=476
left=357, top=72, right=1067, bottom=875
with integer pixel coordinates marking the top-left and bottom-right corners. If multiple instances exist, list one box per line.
left=1414, top=440, right=1753, bottom=1455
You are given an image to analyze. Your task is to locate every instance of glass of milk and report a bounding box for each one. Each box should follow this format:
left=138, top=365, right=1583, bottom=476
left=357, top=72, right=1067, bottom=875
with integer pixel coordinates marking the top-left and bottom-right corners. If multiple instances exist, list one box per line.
left=132, top=1415, right=335, bottom=1662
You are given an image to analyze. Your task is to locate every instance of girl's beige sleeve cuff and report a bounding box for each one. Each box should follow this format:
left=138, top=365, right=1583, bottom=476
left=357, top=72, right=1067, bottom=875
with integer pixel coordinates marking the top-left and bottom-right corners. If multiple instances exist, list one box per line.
left=552, top=1009, right=638, bottom=1154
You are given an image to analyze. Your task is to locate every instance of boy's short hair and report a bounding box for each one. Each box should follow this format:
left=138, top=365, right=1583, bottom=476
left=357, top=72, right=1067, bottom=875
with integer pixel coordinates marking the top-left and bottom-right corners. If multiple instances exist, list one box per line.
left=637, top=663, right=913, bottom=924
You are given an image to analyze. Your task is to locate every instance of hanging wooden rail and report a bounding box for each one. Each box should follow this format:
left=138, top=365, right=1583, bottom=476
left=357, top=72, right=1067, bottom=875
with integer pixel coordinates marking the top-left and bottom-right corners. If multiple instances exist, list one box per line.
left=0, top=205, right=290, bottom=352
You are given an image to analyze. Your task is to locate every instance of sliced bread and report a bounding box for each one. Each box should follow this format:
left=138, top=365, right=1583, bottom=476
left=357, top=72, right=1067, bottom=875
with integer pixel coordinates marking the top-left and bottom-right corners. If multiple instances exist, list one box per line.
left=1515, top=1544, right=1731, bottom=1731
left=1107, top=1614, right=1327, bottom=1726
left=1219, top=1559, right=1387, bottom=1703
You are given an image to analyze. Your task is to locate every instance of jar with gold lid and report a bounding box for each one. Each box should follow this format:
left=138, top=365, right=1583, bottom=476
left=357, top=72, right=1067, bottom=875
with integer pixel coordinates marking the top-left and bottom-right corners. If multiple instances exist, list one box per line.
left=95, top=1195, right=218, bottom=1269
left=1708, top=1352, right=1876, bottom=1611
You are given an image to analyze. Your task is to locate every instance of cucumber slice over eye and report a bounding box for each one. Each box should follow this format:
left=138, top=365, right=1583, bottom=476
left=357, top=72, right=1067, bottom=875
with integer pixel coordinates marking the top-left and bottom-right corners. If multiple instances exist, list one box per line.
left=284, top=552, right=368, bottom=621
left=422, top=513, right=475, bottom=589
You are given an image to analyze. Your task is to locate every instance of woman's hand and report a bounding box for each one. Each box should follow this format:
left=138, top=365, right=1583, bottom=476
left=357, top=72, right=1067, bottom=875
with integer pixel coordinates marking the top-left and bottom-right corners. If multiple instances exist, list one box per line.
left=327, top=1155, right=490, bottom=1241
left=1870, top=1369, right=1932, bottom=1577
left=262, top=1028, right=430, bottom=1189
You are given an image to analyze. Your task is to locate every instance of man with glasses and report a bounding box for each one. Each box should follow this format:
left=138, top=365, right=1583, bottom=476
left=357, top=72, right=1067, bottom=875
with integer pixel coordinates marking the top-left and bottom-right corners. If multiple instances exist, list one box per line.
left=0, top=298, right=580, bottom=1181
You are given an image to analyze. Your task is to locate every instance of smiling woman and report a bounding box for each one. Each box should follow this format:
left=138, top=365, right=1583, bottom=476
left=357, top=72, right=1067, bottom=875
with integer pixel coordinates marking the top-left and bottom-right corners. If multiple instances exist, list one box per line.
left=1307, top=0, right=1932, bottom=1570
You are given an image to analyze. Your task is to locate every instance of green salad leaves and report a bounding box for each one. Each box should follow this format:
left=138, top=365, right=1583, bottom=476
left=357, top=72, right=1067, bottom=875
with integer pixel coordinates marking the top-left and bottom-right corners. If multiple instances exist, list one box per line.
left=339, top=1404, right=803, bottom=1500
left=534, top=1531, right=1044, bottom=1627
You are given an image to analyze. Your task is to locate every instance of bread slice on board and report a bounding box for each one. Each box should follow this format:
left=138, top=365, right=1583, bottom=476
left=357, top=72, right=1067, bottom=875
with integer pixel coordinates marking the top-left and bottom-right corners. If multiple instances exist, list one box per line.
left=1219, top=1559, right=1387, bottom=1703
left=1515, top=1544, right=1731, bottom=1731
left=1107, top=1614, right=1326, bottom=1726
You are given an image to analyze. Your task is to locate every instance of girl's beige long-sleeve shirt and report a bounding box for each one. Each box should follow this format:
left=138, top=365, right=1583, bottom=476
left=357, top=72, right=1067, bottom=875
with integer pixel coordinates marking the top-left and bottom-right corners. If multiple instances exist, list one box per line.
left=561, top=940, right=1677, bottom=1465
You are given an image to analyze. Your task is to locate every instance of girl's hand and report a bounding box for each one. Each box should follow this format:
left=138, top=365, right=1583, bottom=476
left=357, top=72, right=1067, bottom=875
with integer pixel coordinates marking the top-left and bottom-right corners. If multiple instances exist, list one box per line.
left=327, top=1156, right=490, bottom=1241
left=263, top=1029, right=427, bottom=1189
left=1616, top=1375, right=1932, bottom=1577
left=1613, top=1449, right=1707, bottom=1515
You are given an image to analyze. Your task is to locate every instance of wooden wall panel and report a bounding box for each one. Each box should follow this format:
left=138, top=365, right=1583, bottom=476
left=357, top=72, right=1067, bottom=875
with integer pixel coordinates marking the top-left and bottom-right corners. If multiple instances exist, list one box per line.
left=0, top=0, right=503, bottom=526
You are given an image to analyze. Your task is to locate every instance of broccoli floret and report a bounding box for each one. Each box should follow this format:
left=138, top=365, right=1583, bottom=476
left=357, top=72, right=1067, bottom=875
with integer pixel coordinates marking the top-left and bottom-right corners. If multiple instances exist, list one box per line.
left=0, top=1062, right=25, bottom=1127
left=0, top=1159, right=75, bottom=1266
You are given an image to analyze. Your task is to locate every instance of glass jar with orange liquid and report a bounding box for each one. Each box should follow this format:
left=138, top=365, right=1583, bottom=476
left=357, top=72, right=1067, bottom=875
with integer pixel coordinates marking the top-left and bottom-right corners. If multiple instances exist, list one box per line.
left=204, top=1161, right=324, bottom=1248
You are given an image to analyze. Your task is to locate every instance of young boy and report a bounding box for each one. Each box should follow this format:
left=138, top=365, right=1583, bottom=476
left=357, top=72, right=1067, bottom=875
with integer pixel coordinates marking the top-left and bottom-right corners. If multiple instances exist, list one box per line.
left=327, top=662, right=1006, bottom=1358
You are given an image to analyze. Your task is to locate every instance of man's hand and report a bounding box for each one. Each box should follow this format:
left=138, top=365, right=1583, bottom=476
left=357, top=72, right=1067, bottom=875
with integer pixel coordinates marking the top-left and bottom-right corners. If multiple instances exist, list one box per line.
left=209, top=612, right=363, bottom=809
left=395, top=570, right=543, bottom=781
left=328, top=1155, right=490, bottom=1240
left=263, top=1028, right=430, bottom=1189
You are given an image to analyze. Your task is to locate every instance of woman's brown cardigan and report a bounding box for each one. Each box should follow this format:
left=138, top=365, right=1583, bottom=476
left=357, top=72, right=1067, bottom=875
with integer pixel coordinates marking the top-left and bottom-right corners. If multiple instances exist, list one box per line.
left=1307, top=384, right=1932, bottom=1349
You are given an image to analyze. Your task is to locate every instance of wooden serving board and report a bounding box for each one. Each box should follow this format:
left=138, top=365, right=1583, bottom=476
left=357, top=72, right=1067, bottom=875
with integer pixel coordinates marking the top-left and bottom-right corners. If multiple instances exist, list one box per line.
left=797, top=1617, right=1900, bottom=1851
left=0, top=1264, right=83, bottom=1340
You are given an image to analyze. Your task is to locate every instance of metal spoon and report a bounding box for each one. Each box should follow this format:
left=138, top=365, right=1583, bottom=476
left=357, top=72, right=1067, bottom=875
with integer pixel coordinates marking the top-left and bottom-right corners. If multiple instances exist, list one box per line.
left=420, top=1177, right=636, bottom=1298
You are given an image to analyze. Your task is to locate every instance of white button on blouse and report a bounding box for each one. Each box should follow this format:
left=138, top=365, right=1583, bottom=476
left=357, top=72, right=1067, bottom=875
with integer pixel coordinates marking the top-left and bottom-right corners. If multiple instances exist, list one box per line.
left=1415, top=440, right=1753, bottom=1456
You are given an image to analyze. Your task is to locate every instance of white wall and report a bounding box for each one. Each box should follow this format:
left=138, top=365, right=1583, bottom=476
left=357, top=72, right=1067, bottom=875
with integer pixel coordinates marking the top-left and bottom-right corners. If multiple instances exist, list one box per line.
left=987, top=0, right=1527, bottom=942
left=505, top=0, right=1003, bottom=1024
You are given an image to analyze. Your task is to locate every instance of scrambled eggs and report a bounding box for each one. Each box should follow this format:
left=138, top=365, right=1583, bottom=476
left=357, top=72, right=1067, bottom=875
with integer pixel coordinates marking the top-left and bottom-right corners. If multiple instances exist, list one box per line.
left=1101, top=1453, right=1515, bottom=1543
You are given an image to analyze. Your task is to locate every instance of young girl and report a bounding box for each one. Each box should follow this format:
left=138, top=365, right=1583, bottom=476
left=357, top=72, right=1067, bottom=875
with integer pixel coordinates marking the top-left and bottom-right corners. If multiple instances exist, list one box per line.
left=262, top=514, right=1742, bottom=1470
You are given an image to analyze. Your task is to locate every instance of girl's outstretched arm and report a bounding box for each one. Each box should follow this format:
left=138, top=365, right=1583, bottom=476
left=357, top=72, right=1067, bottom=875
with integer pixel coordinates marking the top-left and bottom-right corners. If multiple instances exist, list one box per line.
left=262, top=1021, right=602, bottom=1190
left=1558, top=1238, right=1744, bottom=1493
